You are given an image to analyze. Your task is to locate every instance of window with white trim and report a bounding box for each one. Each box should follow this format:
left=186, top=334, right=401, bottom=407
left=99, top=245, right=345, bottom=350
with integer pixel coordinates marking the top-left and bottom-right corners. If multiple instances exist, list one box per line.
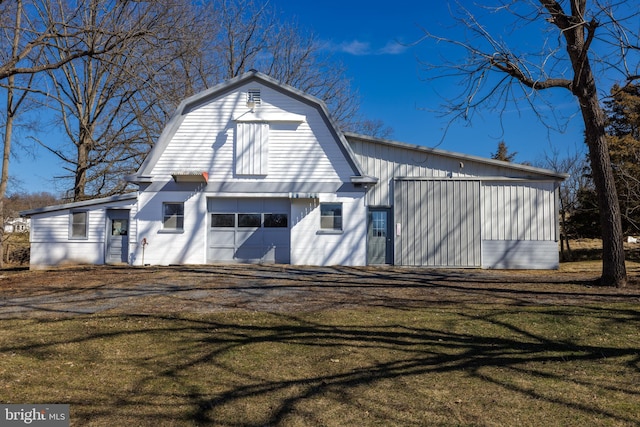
left=320, top=203, right=342, bottom=231
left=70, top=211, right=88, bottom=239
left=163, top=202, right=184, bottom=230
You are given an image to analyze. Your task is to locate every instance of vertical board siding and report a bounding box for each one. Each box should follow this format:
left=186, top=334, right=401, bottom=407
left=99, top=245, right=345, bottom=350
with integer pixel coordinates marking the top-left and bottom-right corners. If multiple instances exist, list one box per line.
left=482, top=181, right=558, bottom=241
left=235, top=122, right=268, bottom=175
left=394, top=179, right=481, bottom=267
left=348, top=138, right=542, bottom=207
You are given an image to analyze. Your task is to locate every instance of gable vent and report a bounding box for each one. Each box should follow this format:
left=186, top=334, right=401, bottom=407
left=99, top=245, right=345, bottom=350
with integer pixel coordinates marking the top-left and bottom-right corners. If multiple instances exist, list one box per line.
left=247, top=89, right=261, bottom=107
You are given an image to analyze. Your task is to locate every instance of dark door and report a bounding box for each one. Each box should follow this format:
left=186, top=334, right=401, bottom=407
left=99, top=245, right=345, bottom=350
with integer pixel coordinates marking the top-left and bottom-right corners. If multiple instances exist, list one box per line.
left=106, top=210, right=129, bottom=263
left=368, top=208, right=393, bottom=264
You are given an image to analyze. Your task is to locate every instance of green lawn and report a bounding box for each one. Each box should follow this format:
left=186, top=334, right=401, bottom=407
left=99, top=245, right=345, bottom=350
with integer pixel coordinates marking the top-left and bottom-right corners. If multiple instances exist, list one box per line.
left=1, top=305, right=639, bottom=426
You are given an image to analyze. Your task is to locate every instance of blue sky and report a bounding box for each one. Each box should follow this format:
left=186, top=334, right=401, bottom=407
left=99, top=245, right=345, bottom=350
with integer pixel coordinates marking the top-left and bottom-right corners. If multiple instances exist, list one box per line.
left=275, top=0, right=590, bottom=159
left=10, top=0, right=594, bottom=196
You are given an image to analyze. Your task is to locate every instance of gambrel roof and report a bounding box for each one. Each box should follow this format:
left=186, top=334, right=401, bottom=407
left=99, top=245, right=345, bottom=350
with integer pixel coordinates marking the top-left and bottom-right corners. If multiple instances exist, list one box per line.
left=127, top=70, right=377, bottom=185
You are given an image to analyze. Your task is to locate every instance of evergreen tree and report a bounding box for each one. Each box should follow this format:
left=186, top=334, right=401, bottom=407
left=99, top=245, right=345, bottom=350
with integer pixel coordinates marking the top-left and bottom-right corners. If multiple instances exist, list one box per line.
left=604, top=84, right=640, bottom=234
left=491, top=141, right=517, bottom=162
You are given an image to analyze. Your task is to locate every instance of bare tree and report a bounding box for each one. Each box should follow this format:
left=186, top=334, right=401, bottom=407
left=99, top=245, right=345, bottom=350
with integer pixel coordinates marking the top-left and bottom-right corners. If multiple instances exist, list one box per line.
left=418, top=1, right=640, bottom=287
left=0, top=0, right=152, bottom=81
left=39, top=0, right=201, bottom=200
left=0, top=0, right=32, bottom=267
left=0, top=0, right=118, bottom=266
left=540, top=146, right=590, bottom=261
left=206, top=0, right=363, bottom=130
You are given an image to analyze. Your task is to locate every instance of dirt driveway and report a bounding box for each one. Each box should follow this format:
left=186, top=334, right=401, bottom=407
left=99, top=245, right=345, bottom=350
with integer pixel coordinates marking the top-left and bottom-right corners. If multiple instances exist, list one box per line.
left=1, top=263, right=639, bottom=318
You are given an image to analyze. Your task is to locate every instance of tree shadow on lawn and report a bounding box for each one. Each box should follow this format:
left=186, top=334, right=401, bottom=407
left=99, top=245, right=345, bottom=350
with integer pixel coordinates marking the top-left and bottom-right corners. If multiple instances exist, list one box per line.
left=3, top=306, right=639, bottom=426
left=2, top=264, right=640, bottom=318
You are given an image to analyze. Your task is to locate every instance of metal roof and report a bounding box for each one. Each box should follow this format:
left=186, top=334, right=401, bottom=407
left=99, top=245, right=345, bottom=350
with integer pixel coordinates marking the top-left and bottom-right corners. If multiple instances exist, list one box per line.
left=344, top=132, right=569, bottom=181
left=20, top=193, right=138, bottom=217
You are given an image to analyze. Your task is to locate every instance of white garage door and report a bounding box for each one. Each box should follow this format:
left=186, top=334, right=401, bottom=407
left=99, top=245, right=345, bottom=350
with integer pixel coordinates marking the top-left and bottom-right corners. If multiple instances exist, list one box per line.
left=207, top=198, right=290, bottom=263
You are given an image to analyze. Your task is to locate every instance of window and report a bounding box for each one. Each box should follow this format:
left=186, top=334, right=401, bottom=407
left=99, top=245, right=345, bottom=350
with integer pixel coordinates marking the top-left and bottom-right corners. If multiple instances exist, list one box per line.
left=371, top=211, right=387, bottom=237
left=320, top=203, right=342, bottom=231
left=70, top=211, right=88, bottom=239
left=264, top=213, right=288, bottom=228
left=238, top=213, right=261, bottom=227
left=111, top=219, right=128, bottom=236
left=211, top=214, right=235, bottom=227
left=163, top=202, right=184, bottom=230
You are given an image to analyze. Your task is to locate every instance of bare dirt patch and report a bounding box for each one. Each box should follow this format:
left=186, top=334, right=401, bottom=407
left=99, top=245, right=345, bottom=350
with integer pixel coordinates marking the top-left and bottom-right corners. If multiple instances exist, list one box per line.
left=1, top=262, right=639, bottom=318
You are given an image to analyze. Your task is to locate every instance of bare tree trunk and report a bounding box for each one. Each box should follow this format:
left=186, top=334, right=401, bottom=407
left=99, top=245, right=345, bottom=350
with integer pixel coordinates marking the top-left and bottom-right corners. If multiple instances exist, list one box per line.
left=0, top=86, right=12, bottom=268
left=0, top=0, right=22, bottom=269
left=74, top=141, right=89, bottom=201
left=580, top=96, right=627, bottom=286
left=557, top=0, right=627, bottom=287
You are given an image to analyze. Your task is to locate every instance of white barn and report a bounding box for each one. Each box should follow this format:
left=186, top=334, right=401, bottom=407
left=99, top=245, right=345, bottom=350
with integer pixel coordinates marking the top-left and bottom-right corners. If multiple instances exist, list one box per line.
left=21, top=71, right=567, bottom=269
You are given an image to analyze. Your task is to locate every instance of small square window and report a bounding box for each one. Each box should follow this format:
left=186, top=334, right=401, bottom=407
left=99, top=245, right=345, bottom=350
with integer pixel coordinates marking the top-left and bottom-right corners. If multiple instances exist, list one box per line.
left=320, top=203, right=342, bottom=230
left=163, top=202, right=184, bottom=230
left=70, top=211, right=88, bottom=239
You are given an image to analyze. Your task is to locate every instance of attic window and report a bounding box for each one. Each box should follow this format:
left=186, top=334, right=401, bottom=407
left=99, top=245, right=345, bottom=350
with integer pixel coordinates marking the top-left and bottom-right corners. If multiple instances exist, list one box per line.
left=247, top=89, right=261, bottom=107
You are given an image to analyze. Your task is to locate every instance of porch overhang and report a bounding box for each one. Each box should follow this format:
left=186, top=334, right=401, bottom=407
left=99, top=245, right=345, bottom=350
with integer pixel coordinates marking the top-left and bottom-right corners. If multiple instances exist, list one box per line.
left=171, top=171, right=209, bottom=184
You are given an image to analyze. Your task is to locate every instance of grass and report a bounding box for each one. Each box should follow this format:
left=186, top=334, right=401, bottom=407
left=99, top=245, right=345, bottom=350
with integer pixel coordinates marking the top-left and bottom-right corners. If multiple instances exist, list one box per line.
left=1, top=305, right=639, bottom=426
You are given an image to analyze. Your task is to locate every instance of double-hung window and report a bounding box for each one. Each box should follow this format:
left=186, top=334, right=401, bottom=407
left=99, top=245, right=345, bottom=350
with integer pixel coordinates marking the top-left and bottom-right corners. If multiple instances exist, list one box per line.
left=163, top=202, right=184, bottom=231
left=70, top=211, right=88, bottom=239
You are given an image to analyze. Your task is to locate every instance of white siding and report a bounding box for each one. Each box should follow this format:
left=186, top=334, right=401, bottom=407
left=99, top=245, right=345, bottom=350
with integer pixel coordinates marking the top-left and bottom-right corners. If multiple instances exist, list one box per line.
left=28, top=198, right=136, bottom=268
left=30, top=242, right=105, bottom=266
left=290, top=193, right=367, bottom=266
left=150, top=83, right=355, bottom=184
left=132, top=191, right=208, bottom=266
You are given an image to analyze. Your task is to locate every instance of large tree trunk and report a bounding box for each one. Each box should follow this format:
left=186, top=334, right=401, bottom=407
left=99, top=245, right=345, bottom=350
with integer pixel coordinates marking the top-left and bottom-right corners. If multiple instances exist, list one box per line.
left=559, top=3, right=628, bottom=287
left=580, top=96, right=627, bottom=287
left=0, top=0, right=23, bottom=269
left=74, top=141, right=89, bottom=201
left=0, top=91, right=12, bottom=269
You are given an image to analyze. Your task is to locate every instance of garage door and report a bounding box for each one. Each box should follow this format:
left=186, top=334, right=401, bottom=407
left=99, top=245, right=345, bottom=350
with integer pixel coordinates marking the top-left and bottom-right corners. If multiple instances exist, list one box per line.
left=207, top=198, right=290, bottom=263
left=394, top=179, right=481, bottom=267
